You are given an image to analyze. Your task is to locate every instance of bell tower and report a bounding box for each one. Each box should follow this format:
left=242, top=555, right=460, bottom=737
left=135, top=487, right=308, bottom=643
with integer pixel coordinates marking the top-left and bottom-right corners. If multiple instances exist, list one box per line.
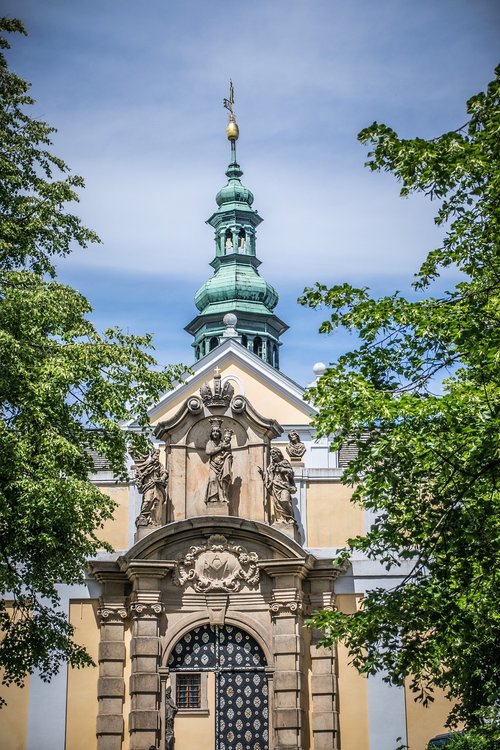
left=185, top=82, right=288, bottom=369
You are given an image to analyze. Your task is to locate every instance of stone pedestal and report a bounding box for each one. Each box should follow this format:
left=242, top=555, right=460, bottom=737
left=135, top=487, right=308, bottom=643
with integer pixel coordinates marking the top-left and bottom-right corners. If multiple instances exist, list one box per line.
left=272, top=520, right=300, bottom=542
left=136, top=523, right=162, bottom=542
left=205, top=501, right=230, bottom=516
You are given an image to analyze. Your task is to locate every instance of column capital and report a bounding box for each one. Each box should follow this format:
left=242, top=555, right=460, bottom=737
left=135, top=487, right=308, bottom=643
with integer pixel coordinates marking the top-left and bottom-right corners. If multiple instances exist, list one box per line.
left=269, top=597, right=304, bottom=619
left=97, top=606, right=128, bottom=624
left=129, top=602, right=164, bottom=619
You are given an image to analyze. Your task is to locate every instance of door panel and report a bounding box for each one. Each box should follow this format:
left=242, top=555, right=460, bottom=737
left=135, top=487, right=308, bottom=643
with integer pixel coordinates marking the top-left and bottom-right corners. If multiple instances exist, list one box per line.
left=169, top=624, right=269, bottom=750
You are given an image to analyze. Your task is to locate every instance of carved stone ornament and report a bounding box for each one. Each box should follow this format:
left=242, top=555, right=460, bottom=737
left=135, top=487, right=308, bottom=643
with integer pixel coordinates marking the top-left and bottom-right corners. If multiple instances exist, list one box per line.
left=286, top=430, right=306, bottom=460
left=129, top=602, right=164, bottom=619
left=173, top=534, right=259, bottom=593
left=133, top=448, right=168, bottom=527
left=96, top=607, right=128, bottom=624
left=199, top=368, right=234, bottom=407
left=269, top=599, right=303, bottom=618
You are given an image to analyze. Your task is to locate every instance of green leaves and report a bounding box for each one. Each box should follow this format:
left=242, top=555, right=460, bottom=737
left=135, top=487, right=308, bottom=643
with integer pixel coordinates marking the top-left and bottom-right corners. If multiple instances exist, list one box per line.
left=0, top=20, right=185, bottom=696
left=303, top=67, right=500, bottom=728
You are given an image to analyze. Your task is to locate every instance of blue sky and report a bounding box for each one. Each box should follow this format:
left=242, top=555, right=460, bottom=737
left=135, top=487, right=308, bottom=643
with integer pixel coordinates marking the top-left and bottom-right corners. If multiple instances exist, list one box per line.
left=4, top=0, right=499, bottom=385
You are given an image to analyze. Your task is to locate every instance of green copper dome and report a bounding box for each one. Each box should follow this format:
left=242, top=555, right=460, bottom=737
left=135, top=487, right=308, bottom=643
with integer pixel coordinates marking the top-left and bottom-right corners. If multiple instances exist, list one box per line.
left=194, top=256, right=279, bottom=313
left=215, top=160, right=255, bottom=208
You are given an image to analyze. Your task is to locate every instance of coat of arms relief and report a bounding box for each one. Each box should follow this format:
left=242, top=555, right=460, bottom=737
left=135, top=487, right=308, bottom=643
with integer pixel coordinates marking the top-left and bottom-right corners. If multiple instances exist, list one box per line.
left=173, top=534, right=259, bottom=593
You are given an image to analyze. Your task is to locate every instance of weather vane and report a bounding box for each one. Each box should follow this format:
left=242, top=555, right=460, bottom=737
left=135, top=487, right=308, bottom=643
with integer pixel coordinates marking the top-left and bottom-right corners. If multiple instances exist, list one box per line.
left=223, top=80, right=239, bottom=142
left=223, top=80, right=235, bottom=117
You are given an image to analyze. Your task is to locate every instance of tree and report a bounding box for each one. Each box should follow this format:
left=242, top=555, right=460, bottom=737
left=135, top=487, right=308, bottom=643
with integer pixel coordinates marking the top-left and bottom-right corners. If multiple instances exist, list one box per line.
left=0, top=19, right=184, bottom=698
left=301, top=67, right=500, bottom=730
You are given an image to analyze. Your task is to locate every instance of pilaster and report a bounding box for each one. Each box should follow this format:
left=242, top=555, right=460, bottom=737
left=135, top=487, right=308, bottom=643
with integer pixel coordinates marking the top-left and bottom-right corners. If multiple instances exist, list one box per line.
left=308, top=571, right=340, bottom=749
left=96, top=605, right=127, bottom=750
left=125, top=563, right=170, bottom=750
left=129, top=601, right=163, bottom=749
left=261, top=559, right=312, bottom=750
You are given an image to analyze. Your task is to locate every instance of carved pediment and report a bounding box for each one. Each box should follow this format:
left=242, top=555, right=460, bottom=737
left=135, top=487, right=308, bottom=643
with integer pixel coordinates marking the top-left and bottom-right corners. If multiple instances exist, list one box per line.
left=173, top=534, right=259, bottom=593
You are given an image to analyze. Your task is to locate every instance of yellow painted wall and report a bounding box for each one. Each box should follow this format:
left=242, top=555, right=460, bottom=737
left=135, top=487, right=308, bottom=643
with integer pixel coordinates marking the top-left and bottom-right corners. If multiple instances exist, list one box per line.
left=65, top=601, right=100, bottom=750
left=0, top=604, right=30, bottom=749
left=98, top=485, right=130, bottom=550
left=307, top=482, right=363, bottom=548
left=150, top=357, right=312, bottom=428
left=336, top=594, right=369, bottom=750
left=405, top=682, right=457, bottom=750
left=0, top=675, right=30, bottom=750
left=174, top=672, right=215, bottom=750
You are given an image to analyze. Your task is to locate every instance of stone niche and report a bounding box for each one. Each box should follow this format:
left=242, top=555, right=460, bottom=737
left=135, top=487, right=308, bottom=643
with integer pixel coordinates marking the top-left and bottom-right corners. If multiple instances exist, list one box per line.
left=154, top=379, right=282, bottom=524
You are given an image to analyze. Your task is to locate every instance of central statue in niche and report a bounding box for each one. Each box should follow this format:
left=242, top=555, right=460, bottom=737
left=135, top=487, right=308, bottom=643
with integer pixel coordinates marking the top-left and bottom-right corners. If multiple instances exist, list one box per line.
left=204, top=417, right=233, bottom=504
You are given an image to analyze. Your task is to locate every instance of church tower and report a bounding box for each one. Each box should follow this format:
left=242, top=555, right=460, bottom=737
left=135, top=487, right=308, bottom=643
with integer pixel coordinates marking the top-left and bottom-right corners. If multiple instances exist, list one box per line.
left=185, top=83, right=288, bottom=369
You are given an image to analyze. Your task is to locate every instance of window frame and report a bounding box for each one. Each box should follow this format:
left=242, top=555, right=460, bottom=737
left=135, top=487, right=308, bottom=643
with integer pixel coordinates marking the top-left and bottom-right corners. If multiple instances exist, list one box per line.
left=169, top=672, right=209, bottom=715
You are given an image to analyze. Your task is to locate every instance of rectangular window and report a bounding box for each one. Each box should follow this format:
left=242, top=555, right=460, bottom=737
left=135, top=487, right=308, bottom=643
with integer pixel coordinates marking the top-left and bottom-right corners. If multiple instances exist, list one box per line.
left=176, top=673, right=201, bottom=709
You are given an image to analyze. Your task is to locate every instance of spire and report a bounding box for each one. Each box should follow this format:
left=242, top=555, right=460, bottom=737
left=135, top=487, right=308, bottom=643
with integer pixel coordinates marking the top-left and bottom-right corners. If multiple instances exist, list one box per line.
left=185, top=83, right=288, bottom=368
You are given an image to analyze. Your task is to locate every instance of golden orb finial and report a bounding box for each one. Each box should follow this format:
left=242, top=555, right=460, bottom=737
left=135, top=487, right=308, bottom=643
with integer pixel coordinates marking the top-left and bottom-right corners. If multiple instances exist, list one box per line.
left=226, top=114, right=239, bottom=141
left=223, top=80, right=239, bottom=141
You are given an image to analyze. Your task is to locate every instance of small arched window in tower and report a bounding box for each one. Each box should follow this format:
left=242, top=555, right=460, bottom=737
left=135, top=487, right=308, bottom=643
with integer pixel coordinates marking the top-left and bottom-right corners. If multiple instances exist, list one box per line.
left=241, top=334, right=248, bottom=348
left=273, top=344, right=278, bottom=368
left=238, top=229, right=246, bottom=252
left=253, top=336, right=263, bottom=358
left=209, top=337, right=219, bottom=351
left=195, top=346, right=200, bottom=359
left=219, top=232, right=225, bottom=254
left=225, top=229, right=233, bottom=253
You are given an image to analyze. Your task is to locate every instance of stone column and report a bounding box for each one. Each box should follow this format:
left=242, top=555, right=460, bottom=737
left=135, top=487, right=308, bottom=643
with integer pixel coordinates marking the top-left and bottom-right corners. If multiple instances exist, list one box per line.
left=270, top=594, right=305, bottom=750
left=125, top=562, right=172, bottom=750
left=129, top=601, right=163, bottom=749
left=308, top=566, right=340, bottom=750
left=263, top=559, right=312, bottom=750
left=96, top=605, right=127, bottom=750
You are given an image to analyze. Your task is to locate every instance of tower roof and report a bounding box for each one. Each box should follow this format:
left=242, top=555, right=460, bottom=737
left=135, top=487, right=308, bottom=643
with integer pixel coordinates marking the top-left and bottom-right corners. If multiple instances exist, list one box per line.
left=187, top=84, right=287, bottom=369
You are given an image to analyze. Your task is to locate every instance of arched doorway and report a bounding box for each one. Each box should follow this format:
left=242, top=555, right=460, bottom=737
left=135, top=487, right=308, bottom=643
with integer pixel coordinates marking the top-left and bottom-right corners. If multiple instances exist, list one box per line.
left=168, top=624, right=269, bottom=750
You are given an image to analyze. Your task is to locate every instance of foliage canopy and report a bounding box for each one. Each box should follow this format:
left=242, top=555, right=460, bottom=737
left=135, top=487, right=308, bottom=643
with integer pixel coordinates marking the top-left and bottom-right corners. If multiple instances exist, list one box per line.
left=301, top=67, right=500, bottom=728
left=0, top=18, right=184, bottom=696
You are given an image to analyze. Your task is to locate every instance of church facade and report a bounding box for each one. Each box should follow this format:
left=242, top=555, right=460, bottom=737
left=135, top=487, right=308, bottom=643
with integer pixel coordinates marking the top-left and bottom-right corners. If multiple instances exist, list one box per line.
left=1, top=102, right=453, bottom=750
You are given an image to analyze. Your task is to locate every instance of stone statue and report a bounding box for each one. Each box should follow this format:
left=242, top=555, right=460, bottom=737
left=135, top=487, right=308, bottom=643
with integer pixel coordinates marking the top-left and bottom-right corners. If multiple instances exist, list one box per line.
left=286, top=430, right=306, bottom=460
left=165, top=686, right=178, bottom=750
left=263, top=447, right=296, bottom=524
left=205, top=418, right=233, bottom=504
left=134, top=449, right=168, bottom=527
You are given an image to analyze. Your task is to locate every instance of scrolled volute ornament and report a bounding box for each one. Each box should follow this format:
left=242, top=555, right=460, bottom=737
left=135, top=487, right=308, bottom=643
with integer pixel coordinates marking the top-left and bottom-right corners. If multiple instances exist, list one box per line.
left=129, top=602, right=164, bottom=619
left=269, top=599, right=303, bottom=618
left=187, top=396, right=203, bottom=414
left=96, top=607, right=128, bottom=624
left=231, top=395, right=246, bottom=413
